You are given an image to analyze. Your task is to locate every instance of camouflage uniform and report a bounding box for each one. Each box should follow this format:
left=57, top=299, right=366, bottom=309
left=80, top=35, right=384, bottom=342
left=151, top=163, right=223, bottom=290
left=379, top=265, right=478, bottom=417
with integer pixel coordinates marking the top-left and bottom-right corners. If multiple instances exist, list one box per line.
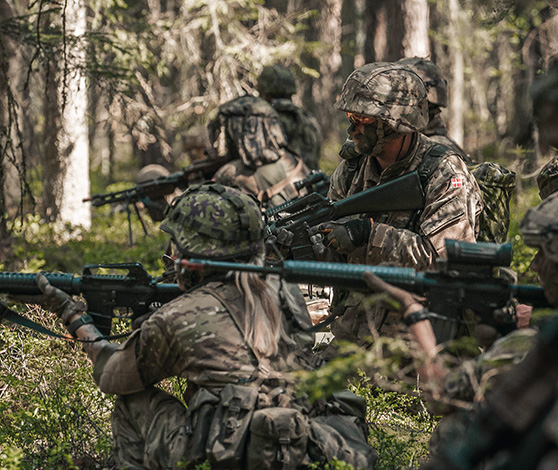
left=91, top=183, right=316, bottom=469
left=108, top=280, right=310, bottom=468
left=326, top=63, right=482, bottom=344
left=258, top=64, right=323, bottom=170
left=422, top=192, right=558, bottom=470
left=210, top=95, right=311, bottom=207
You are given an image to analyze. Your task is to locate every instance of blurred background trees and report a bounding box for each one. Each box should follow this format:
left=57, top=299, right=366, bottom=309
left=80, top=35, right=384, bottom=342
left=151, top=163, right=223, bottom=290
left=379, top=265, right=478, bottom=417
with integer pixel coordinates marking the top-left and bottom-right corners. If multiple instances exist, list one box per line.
left=0, top=0, right=556, bottom=237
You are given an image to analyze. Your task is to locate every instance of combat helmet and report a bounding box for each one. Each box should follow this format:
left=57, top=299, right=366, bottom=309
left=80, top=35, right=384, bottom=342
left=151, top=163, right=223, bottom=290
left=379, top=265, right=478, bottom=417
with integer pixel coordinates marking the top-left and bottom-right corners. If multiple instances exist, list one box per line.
left=160, top=183, right=265, bottom=260
left=520, top=191, right=558, bottom=263
left=537, top=158, right=558, bottom=200
left=398, top=57, right=447, bottom=108
left=207, top=95, right=287, bottom=168
left=257, top=64, right=297, bottom=99
left=334, top=62, right=429, bottom=133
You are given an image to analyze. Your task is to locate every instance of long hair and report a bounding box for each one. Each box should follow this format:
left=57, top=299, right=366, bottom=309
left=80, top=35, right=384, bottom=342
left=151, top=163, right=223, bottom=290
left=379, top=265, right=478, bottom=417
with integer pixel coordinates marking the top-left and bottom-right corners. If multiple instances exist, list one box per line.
left=233, top=254, right=290, bottom=358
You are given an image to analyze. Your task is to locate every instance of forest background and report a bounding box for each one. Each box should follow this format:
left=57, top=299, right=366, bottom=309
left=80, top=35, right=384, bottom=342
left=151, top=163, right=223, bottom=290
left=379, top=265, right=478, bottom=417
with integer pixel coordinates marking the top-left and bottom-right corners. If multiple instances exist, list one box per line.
left=0, top=0, right=557, bottom=468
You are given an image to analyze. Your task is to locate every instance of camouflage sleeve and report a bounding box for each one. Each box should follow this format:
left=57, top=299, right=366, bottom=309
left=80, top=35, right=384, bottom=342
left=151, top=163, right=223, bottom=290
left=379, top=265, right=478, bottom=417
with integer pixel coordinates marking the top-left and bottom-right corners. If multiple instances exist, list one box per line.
left=366, top=155, right=482, bottom=270
left=328, top=160, right=350, bottom=202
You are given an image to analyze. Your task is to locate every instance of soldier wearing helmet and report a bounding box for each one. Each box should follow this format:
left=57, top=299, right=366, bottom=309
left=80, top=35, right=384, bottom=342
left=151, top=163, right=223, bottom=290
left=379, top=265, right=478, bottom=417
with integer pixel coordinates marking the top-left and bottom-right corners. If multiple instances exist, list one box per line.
left=398, top=57, right=471, bottom=163
left=210, top=95, right=311, bottom=208
left=28, top=183, right=327, bottom=469
left=533, top=62, right=558, bottom=200
left=257, top=64, right=323, bottom=170
left=309, top=62, right=482, bottom=346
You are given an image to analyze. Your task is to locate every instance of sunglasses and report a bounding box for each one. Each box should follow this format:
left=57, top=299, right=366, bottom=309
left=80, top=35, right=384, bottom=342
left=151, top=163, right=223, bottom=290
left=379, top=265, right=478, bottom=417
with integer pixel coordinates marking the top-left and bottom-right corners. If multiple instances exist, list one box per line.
left=346, top=112, right=376, bottom=126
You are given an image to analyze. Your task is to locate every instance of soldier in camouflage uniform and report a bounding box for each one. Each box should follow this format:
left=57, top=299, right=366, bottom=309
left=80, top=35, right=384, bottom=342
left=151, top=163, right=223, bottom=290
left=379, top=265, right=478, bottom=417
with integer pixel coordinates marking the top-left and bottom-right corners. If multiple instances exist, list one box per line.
left=30, top=183, right=323, bottom=469
left=361, top=192, right=558, bottom=468
left=257, top=64, right=323, bottom=170
left=309, top=62, right=482, bottom=345
left=534, top=63, right=558, bottom=200
left=210, top=95, right=312, bottom=208
left=416, top=191, right=558, bottom=469
left=398, top=57, right=472, bottom=163
left=339, top=57, right=472, bottom=165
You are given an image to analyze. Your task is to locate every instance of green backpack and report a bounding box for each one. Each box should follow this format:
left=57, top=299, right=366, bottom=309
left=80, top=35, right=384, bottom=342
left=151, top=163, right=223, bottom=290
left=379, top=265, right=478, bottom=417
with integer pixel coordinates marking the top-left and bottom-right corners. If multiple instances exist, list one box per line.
left=418, top=147, right=517, bottom=243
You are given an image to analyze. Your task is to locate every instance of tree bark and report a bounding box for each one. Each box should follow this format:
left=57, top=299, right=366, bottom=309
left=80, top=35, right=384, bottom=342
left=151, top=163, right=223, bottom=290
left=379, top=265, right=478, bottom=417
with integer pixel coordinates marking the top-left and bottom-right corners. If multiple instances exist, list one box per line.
left=42, top=0, right=91, bottom=228
left=402, top=0, right=430, bottom=58
left=447, top=0, right=465, bottom=148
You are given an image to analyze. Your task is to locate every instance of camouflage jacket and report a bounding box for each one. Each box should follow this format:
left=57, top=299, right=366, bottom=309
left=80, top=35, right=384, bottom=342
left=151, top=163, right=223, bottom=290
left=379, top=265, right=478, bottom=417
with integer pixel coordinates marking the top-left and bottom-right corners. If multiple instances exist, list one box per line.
left=271, top=98, right=323, bottom=170
left=329, top=132, right=482, bottom=269
left=213, top=150, right=310, bottom=208
left=95, top=279, right=314, bottom=400
left=326, top=133, right=482, bottom=343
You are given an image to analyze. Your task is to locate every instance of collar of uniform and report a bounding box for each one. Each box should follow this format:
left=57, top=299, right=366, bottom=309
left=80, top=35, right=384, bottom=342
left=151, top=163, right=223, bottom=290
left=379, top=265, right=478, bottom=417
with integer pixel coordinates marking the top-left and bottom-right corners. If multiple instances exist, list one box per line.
left=368, top=132, right=422, bottom=184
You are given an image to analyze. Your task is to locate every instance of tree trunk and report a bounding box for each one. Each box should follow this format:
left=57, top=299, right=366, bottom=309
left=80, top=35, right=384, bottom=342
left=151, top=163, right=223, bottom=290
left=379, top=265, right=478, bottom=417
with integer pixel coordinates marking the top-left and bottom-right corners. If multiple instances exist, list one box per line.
left=402, top=0, right=430, bottom=58
left=42, top=0, right=91, bottom=228
left=366, top=0, right=429, bottom=61
left=312, top=0, right=344, bottom=148
left=447, top=0, right=465, bottom=148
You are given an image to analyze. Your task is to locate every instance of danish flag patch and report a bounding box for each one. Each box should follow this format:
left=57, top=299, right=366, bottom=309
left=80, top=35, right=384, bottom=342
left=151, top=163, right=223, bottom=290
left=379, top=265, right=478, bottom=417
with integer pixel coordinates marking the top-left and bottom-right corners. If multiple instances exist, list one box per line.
left=451, top=177, right=463, bottom=188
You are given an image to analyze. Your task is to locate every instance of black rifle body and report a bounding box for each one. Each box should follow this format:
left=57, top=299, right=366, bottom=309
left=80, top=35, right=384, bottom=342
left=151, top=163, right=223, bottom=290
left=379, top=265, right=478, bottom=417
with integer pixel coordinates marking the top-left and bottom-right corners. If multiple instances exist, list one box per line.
left=267, top=171, right=426, bottom=261
left=84, top=156, right=231, bottom=207
left=0, top=263, right=182, bottom=336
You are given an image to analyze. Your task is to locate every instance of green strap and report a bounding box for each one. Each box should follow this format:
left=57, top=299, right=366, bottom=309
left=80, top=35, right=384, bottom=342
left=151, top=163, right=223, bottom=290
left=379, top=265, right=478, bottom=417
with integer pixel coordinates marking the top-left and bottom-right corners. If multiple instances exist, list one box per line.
left=0, top=301, right=69, bottom=339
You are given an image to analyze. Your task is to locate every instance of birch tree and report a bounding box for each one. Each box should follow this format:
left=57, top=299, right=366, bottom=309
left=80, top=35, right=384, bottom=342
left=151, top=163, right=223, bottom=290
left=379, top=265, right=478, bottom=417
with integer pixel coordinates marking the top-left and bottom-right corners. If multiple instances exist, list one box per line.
left=42, top=0, right=90, bottom=229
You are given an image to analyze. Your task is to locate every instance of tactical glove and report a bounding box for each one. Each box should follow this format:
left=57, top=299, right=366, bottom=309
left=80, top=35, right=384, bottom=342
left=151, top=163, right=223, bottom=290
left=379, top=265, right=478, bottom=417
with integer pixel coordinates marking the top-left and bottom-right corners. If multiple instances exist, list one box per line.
left=36, top=273, right=85, bottom=325
left=308, top=217, right=373, bottom=254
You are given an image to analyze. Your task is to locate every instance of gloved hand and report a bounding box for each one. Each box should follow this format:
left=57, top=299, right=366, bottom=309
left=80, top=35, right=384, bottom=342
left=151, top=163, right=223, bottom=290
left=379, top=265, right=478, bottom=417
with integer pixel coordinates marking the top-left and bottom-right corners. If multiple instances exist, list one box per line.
left=308, top=217, right=373, bottom=254
left=36, top=273, right=84, bottom=325
left=363, top=271, right=426, bottom=319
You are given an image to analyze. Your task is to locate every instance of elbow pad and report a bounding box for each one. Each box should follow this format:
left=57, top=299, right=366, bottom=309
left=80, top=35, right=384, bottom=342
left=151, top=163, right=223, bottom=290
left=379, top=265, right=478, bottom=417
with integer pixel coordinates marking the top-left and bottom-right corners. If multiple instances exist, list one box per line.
left=93, top=331, right=144, bottom=395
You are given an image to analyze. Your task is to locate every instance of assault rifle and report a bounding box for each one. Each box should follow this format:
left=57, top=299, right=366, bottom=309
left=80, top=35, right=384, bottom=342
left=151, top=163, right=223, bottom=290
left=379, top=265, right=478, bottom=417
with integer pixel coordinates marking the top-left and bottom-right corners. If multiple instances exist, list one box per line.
left=181, top=239, right=550, bottom=343
left=0, top=263, right=182, bottom=336
left=266, top=171, right=425, bottom=261
left=83, top=153, right=231, bottom=243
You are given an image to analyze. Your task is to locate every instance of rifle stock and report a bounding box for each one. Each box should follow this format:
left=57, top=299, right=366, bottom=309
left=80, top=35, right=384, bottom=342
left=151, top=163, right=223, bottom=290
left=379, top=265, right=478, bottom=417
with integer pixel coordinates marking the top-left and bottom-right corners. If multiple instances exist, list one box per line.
left=182, top=240, right=550, bottom=342
left=0, top=263, right=182, bottom=336
left=267, top=171, right=426, bottom=261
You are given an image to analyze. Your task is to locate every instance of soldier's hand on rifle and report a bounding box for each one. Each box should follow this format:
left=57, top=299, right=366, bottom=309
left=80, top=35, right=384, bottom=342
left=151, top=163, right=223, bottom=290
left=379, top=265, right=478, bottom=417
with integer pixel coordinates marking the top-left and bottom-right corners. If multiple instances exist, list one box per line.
left=308, top=217, right=373, bottom=254
left=36, top=274, right=85, bottom=325
left=362, top=271, right=425, bottom=320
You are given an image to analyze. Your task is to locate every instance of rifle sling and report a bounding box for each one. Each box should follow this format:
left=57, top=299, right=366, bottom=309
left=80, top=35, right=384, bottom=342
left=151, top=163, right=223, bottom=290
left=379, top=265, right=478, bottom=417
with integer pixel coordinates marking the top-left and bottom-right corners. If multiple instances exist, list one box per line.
left=0, top=302, right=130, bottom=341
left=257, top=159, right=306, bottom=203
left=0, top=302, right=70, bottom=339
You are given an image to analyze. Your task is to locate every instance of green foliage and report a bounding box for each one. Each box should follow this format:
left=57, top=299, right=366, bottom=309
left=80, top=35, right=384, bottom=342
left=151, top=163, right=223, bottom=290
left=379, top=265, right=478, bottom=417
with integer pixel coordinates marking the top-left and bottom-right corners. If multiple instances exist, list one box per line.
left=0, top=314, right=113, bottom=468
left=5, top=208, right=168, bottom=275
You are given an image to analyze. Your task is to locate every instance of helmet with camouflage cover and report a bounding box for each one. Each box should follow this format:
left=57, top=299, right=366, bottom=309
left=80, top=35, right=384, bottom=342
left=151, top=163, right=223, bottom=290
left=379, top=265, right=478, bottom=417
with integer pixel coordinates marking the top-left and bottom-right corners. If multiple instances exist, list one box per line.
left=398, top=57, right=447, bottom=108
left=520, top=191, right=558, bottom=263
left=257, top=64, right=297, bottom=99
left=537, top=157, right=558, bottom=200
left=207, top=95, right=287, bottom=168
left=334, top=62, right=429, bottom=133
left=531, top=61, right=558, bottom=151
left=160, top=182, right=265, bottom=260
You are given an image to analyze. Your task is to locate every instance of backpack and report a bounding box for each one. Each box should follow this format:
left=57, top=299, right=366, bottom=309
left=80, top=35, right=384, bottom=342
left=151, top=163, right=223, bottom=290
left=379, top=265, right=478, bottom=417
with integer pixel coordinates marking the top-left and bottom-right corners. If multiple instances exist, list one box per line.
left=418, top=146, right=517, bottom=243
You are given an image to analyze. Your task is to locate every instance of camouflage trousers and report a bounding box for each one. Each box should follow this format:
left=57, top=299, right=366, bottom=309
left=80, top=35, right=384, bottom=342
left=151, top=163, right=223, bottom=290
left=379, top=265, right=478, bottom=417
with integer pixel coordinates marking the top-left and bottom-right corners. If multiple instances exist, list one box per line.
left=111, top=387, right=188, bottom=470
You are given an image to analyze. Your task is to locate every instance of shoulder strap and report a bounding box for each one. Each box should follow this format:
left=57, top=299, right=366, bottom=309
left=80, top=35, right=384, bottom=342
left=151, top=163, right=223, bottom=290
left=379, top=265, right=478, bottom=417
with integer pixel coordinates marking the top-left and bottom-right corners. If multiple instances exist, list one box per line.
left=416, top=142, right=450, bottom=189
left=197, top=282, right=280, bottom=383
left=257, top=159, right=306, bottom=203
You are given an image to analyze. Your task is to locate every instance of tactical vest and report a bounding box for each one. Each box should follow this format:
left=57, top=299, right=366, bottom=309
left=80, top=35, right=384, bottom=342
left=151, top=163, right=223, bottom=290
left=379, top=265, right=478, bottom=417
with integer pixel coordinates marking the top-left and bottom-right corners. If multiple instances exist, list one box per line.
left=182, top=281, right=378, bottom=470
